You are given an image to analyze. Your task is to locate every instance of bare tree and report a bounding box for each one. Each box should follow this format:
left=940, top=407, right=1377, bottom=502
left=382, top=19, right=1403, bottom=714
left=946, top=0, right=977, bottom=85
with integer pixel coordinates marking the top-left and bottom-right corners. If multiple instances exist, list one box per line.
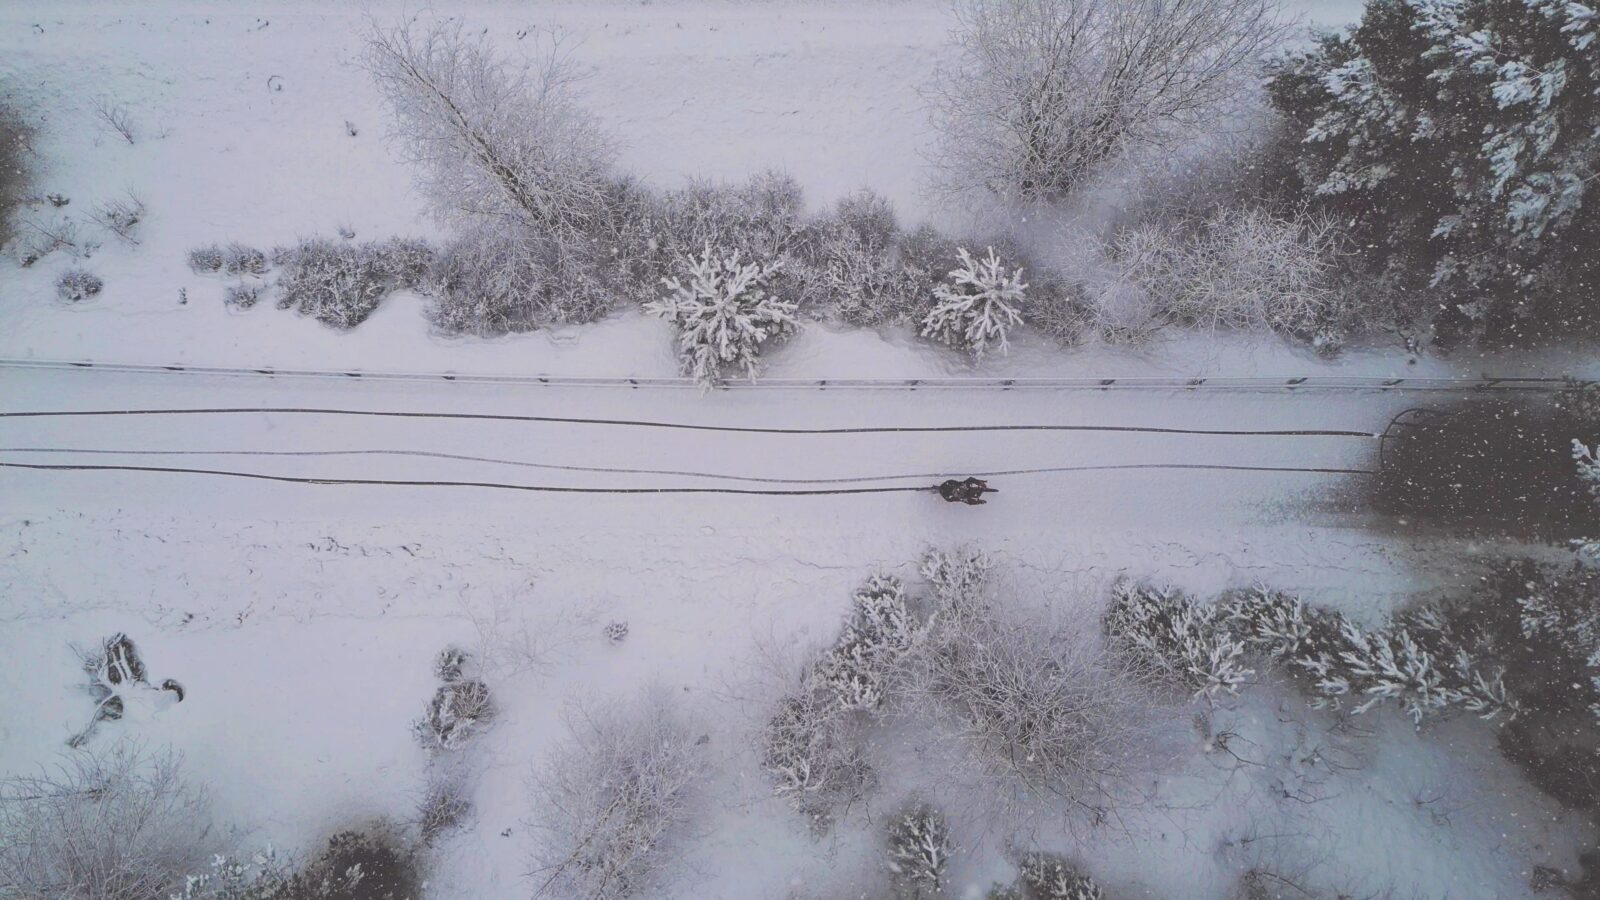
left=0, top=743, right=209, bottom=900
left=364, top=16, right=617, bottom=236
left=925, top=0, right=1287, bottom=203
left=527, top=691, right=708, bottom=899
left=90, top=98, right=137, bottom=145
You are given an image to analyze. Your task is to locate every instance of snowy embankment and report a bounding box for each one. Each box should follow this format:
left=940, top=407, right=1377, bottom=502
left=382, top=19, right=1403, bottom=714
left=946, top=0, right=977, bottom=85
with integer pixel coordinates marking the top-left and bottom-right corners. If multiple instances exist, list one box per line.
left=5, top=0, right=1559, bottom=385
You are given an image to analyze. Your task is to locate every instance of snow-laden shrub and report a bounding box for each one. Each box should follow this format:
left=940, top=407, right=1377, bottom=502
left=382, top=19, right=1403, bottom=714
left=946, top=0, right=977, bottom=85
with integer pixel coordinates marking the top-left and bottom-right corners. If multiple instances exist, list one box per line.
left=433, top=646, right=468, bottom=682
left=414, top=679, right=495, bottom=752
left=528, top=692, right=707, bottom=899
left=425, top=224, right=611, bottom=335
left=645, top=244, right=798, bottom=386
left=222, top=243, right=267, bottom=276
left=56, top=268, right=104, bottom=302
left=762, top=683, right=875, bottom=833
left=371, top=236, right=435, bottom=291
left=1293, top=609, right=1512, bottom=723
left=416, top=769, right=472, bottom=846
left=188, top=245, right=224, bottom=273
left=1023, top=269, right=1095, bottom=347
left=1107, top=582, right=1515, bottom=723
left=657, top=171, right=811, bottom=266
left=816, top=575, right=918, bottom=711
left=1010, top=852, right=1104, bottom=900
left=169, top=846, right=365, bottom=900
left=92, top=193, right=145, bottom=245
left=1107, top=206, right=1348, bottom=341
left=274, top=238, right=432, bottom=329
left=68, top=632, right=150, bottom=748
left=921, top=247, right=1025, bottom=357
left=16, top=214, right=96, bottom=267
left=886, top=803, right=951, bottom=898
left=0, top=743, right=208, bottom=900
left=911, top=551, right=1149, bottom=812
left=761, top=574, right=917, bottom=831
left=796, top=190, right=925, bottom=326
left=1104, top=582, right=1254, bottom=699
left=223, top=283, right=262, bottom=310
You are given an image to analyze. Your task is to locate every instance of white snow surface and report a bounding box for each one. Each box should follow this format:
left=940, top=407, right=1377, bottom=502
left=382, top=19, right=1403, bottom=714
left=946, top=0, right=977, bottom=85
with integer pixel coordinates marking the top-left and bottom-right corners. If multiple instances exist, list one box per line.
left=0, top=2, right=1594, bottom=899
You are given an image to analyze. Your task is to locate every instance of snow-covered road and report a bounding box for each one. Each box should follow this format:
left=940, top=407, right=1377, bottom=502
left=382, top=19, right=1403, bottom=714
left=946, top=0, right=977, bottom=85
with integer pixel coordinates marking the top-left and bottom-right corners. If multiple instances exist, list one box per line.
left=2, top=365, right=1384, bottom=503
left=1, top=366, right=1578, bottom=899
left=0, top=363, right=1464, bottom=628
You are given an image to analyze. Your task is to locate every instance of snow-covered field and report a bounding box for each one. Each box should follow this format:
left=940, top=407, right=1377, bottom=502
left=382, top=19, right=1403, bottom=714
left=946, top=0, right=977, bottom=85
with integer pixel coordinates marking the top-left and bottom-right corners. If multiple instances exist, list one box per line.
left=2, top=2, right=1595, bottom=899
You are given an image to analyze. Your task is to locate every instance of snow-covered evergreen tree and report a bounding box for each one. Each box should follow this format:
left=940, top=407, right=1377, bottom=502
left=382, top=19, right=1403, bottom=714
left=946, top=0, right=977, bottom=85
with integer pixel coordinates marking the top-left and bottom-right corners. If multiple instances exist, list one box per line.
left=817, top=575, right=918, bottom=710
left=921, top=247, right=1026, bottom=357
left=1575, top=440, right=1600, bottom=563
left=1267, top=0, right=1600, bottom=341
left=1103, top=582, right=1254, bottom=698
left=645, top=244, right=797, bottom=385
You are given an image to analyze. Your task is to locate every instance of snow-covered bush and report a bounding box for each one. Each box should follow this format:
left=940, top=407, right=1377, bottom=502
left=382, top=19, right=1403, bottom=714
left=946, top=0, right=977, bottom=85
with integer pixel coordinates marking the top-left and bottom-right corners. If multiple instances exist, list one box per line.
left=370, top=236, right=435, bottom=292
left=816, top=575, right=918, bottom=710
left=1266, top=0, right=1600, bottom=343
left=0, top=743, right=209, bottom=900
left=761, top=681, right=875, bottom=833
left=798, top=190, right=925, bottom=326
left=886, top=803, right=951, bottom=899
left=1107, top=582, right=1514, bottom=723
left=414, top=679, right=495, bottom=752
left=92, top=193, right=145, bottom=245
left=433, top=646, right=468, bottom=682
left=56, top=268, right=104, bottom=302
left=223, top=283, right=262, bottom=310
left=657, top=171, right=811, bottom=267
left=69, top=632, right=150, bottom=747
left=1291, top=607, right=1512, bottom=723
left=188, top=245, right=224, bottom=273
left=425, top=224, right=611, bottom=335
left=1104, top=582, right=1254, bottom=699
left=645, top=244, right=798, bottom=385
left=168, top=846, right=365, bottom=900
left=927, top=0, right=1286, bottom=202
left=1006, top=852, right=1105, bottom=900
left=275, top=238, right=425, bottom=329
left=1108, top=206, right=1348, bottom=339
left=1022, top=268, right=1095, bottom=346
left=911, top=552, right=1149, bottom=811
left=921, top=247, right=1025, bottom=357
left=528, top=692, right=707, bottom=899
left=761, top=574, right=916, bottom=830
left=222, top=243, right=267, bottom=276
left=1083, top=277, right=1166, bottom=345
left=414, top=645, right=494, bottom=753
left=416, top=769, right=472, bottom=846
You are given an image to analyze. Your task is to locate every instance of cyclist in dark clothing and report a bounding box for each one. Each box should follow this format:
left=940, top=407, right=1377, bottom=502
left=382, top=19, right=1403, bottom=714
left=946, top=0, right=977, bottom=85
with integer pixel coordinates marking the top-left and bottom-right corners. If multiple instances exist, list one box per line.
left=937, top=476, right=996, bottom=505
